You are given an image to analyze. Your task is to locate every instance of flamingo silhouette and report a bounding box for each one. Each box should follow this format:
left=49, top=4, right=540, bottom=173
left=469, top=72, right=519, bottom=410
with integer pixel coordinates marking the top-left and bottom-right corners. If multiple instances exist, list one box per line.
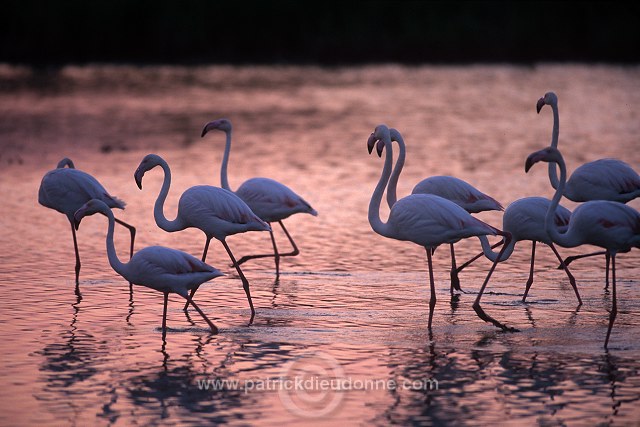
left=134, top=154, right=270, bottom=322
left=525, top=145, right=640, bottom=348
left=73, top=199, right=222, bottom=339
left=538, top=91, right=640, bottom=284
left=201, top=118, right=317, bottom=276
left=367, top=124, right=514, bottom=331
left=455, top=196, right=581, bottom=304
left=38, top=157, right=136, bottom=285
left=384, top=128, right=504, bottom=293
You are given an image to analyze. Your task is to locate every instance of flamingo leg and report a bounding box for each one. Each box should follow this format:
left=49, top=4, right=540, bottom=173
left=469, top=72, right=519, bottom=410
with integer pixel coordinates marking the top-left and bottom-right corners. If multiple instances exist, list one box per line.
left=449, top=243, right=461, bottom=294
left=183, top=236, right=212, bottom=311
left=182, top=294, right=219, bottom=334
left=472, top=233, right=518, bottom=332
left=162, top=292, right=169, bottom=339
left=455, top=240, right=504, bottom=274
left=549, top=243, right=582, bottom=305
left=522, top=241, right=537, bottom=302
left=235, top=221, right=300, bottom=270
left=604, top=254, right=617, bottom=349
left=425, top=249, right=437, bottom=329
left=114, top=217, right=136, bottom=260
left=69, top=220, right=81, bottom=285
left=604, top=251, right=611, bottom=290
left=223, top=240, right=256, bottom=323
left=559, top=250, right=607, bottom=268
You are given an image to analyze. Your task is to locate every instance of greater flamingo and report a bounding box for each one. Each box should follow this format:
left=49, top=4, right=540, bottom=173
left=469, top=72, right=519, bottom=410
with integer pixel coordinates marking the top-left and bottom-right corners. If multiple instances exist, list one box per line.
left=201, top=118, right=318, bottom=276
left=73, top=199, right=223, bottom=338
left=38, top=157, right=136, bottom=285
left=384, top=128, right=504, bottom=293
left=134, top=154, right=270, bottom=321
left=367, top=124, right=514, bottom=331
left=525, top=145, right=640, bottom=348
left=455, top=196, right=582, bottom=304
left=538, top=91, right=640, bottom=283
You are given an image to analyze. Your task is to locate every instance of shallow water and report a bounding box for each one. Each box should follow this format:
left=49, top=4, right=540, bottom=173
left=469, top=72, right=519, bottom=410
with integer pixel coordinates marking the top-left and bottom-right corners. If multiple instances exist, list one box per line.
left=1, top=64, right=640, bottom=425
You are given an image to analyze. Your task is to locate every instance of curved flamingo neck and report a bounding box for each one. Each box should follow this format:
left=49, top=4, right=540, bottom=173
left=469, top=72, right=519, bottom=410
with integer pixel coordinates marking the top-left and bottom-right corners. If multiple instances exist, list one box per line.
left=545, top=152, right=577, bottom=247
left=387, top=129, right=406, bottom=208
left=153, top=159, right=184, bottom=232
left=220, top=129, right=233, bottom=192
left=547, top=101, right=561, bottom=191
left=479, top=234, right=516, bottom=262
left=101, top=205, right=127, bottom=277
left=368, top=137, right=393, bottom=238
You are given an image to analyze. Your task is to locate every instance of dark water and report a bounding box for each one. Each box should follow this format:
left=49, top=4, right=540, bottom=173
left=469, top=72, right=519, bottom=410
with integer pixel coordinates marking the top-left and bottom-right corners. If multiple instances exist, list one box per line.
left=1, top=64, right=639, bottom=425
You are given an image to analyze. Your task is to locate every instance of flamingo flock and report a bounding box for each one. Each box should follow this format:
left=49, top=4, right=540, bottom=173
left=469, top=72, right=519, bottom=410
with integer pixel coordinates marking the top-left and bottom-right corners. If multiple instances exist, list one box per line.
left=38, top=92, right=640, bottom=348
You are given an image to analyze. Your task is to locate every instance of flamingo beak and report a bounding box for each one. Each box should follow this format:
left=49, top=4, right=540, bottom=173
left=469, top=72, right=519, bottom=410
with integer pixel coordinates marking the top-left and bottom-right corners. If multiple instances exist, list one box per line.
left=376, top=140, right=385, bottom=157
left=525, top=150, right=546, bottom=172
left=134, top=168, right=143, bottom=190
left=536, top=97, right=545, bottom=114
left=73, top=208, right=87, bottom=230
left=367, top=133, right=377, bottom=154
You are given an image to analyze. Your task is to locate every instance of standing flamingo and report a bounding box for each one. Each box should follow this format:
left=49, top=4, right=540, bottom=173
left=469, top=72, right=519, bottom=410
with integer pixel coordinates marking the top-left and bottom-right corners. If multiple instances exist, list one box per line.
left=538, top=91, right=640, bottom=284
left=367, top=124, right=514, bottom=331
left=134, top=154, right=270, bottom=322
left=525, top=145, right=640, bottom=348
left=384, top=128, right=504, bottom=293
left=38, top=157, right=136, bottom=285
left=454, top=196, right=581, bottom=304
left=73, top=199, right=223, bottom=338
left=201, top=118, right=317, bottom=276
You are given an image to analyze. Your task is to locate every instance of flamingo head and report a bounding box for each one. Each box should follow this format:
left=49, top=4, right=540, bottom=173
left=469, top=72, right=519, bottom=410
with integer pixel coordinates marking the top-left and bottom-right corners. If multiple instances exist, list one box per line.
left=536, top=91, right=558, bottom=114
left=201, top=118, right=232, bottom=137
left=134, top=154, right=164, bottom=190
left=525, top=146, right=563, bottom=173
left=73, top=199, right=109, bottom=230
left=368, top=124, right=391, bottom=157
left=56, top=158, right=75, bottom=169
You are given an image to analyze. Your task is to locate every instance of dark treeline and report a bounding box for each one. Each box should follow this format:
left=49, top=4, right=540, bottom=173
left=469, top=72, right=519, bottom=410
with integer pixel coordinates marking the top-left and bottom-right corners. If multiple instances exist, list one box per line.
left=1, top=1, right=639, bottom=66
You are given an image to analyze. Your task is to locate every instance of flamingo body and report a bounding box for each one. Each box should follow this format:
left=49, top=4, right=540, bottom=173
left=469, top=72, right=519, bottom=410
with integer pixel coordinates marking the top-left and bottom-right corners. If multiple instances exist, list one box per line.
left=39, top=167, right=125, bottom=221
left=120, top=246, right=223, bottom=297
left=236, top=177, right=317, bottom=222
left=412, top=176, right=503, bottom=213
left=177, top=185, right=270, bottom=241
left=39, top=158, right=136, bottom=285
left=502, top=197, right=571, bottom=245
left=563, top=159, right=640, bottom=203
left=387, top=194, right=499, bottom=247
left=74, top=199, right=222, bottom=336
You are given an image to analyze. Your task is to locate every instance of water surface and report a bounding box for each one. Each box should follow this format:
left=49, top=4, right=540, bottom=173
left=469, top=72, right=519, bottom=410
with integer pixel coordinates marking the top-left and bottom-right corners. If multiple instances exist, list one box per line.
left=1, top=64, right=639, bottom=425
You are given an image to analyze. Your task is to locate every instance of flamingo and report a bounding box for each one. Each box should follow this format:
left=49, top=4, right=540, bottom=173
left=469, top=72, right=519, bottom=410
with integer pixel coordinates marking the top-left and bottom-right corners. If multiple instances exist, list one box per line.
left=384, top=128, right=504, bottom=293
left=201, top=118, right=318, bottom=276
left=73, top=199, right=223, bottom=338
left=134, top=154, right=270, bottom=322
left=538, top=91, right=640, bottom=284
left=38, top=157, right=136, bottom=285
left=525, top=145, right=640, bottom=348
left=455, top=196, right=582, bottom=304
left=367, top=124, right=514, bottom=331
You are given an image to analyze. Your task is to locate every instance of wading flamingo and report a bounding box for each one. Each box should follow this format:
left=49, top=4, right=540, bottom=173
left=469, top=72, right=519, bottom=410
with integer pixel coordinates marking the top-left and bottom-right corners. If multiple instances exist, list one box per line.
left=385, top=128, right=504, bottom=293
left=525, top=145, right=640, bottom=348
left=201, top=118, right=317, bottom=276
left=74, top=199, right=223, bottom=339
left=367, top=124, right=514, bottom=331
left=538, top=91, right=640, bottom=284
left=38, top=158, right=136, bottom=285
left=455, top=196, right=581, bottom=304
left=134, top=154, right=270, bottom=322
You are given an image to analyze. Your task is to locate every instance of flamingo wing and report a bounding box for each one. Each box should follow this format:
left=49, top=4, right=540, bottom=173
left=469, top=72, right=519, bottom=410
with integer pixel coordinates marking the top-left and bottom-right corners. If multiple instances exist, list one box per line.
left=389, top=194, right=496, bottom=246
left=412, top=176, right=503, bottom=213
left=236, top=177, right=317, bottom=221
left=569, top=159, right=640, bottom=202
